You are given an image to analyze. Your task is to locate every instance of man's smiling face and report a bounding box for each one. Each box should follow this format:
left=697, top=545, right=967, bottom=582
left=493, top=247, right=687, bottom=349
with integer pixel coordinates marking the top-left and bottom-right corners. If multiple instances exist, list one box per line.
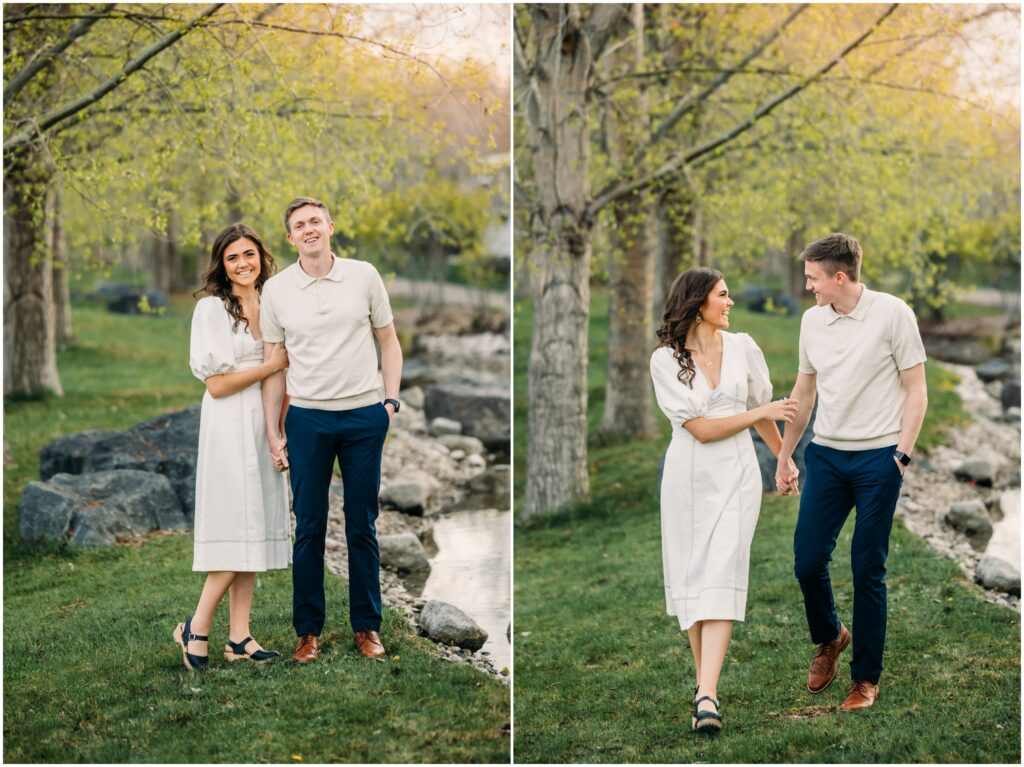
left=286, top=204, right=334, bottom=258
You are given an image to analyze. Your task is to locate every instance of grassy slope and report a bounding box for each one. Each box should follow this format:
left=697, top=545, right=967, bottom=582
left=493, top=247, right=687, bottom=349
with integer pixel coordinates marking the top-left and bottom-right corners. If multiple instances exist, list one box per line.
left=3, top=300, right=509, bottom=764
left=513, top=293, right=1020, bottom=763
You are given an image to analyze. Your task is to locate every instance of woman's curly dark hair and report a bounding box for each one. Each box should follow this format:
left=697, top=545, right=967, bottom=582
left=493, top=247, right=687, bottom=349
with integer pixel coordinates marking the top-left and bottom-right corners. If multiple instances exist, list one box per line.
left=193, top=223, right=276, bottom=333
left=655, top=267, right=724, bottom=388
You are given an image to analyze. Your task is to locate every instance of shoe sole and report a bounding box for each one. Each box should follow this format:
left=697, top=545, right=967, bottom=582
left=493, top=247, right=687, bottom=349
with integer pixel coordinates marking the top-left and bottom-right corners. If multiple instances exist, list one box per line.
left=223, top=652, right=276, bottom=664
left=807, top=628, right=851, bottom=694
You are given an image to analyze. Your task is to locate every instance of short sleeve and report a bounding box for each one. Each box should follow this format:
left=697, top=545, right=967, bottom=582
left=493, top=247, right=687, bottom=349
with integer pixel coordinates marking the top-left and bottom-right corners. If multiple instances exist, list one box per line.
left=739, top=333, right=773, bottom=409
left=260, top=280, right=284, bottom=343
left=650, top=347, right=707, bottom=425
left=798, top=311, right=816, bottom=374
left=890, top=300, right=927, bottom=371
left=368, top=264, right=394, bottom=328
left=189, top=298, right=235, bottom=381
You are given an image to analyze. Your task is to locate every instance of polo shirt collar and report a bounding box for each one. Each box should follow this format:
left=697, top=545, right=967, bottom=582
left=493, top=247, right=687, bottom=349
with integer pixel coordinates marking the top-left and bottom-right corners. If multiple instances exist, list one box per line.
left=292, top=254, right=344, bottom=289
left=825, top=284, right=873, bottom=324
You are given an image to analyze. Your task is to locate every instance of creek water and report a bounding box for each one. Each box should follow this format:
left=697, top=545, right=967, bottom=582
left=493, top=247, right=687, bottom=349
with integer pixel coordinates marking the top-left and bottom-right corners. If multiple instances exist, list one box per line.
left=419, top=507, right=511, bottom=671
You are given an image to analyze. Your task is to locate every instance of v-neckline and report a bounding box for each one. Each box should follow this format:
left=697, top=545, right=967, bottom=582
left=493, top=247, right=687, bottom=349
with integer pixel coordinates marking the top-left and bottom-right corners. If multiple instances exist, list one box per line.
left=693, top=333, right=727, bottom=392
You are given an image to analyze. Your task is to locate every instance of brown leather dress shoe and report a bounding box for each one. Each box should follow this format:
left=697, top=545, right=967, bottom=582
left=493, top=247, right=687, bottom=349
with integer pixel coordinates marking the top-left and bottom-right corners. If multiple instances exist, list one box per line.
left=293, top=633, right=321, bottom=664
left=355, top=630, right=386, bottom=658
left=840, top=680, right=879, bottom=712
left=807, top=622, right=851, bottom=693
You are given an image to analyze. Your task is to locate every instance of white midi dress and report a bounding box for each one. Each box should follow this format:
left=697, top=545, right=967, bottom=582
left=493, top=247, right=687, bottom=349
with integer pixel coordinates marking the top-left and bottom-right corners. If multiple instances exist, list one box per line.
left=189, top=296, right=291, bottom=572
left=650, top=331, right=773, bottom=631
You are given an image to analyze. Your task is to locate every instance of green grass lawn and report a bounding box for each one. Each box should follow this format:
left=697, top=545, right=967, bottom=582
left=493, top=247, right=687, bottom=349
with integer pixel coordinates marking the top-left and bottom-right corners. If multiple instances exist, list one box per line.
left=4, top=300, right=510, bottom=763
left=512, top=292, right=1020, bottom=763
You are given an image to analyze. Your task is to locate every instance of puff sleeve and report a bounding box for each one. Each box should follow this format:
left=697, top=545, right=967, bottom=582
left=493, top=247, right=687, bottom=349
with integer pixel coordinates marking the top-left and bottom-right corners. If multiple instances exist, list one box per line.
left=189, top=297, right=236, bottom=382
left=739, top=333, right=773, bottom=409
left=650, top=347, right=708, bottom=425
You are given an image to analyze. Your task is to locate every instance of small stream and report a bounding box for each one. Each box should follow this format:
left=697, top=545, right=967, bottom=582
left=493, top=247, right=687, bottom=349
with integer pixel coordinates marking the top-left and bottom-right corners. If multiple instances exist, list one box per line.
left=420, top=508, right=511, bottom=671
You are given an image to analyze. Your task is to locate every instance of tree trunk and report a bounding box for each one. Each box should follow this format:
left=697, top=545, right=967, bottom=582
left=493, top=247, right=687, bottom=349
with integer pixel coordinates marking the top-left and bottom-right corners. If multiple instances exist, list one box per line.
left=3, top=147, right=63, bottom=397
left=602, top=192, right=656, bottom=437
left=49, top=176, right=74, bottom=342
left=785, top=226, right=805, bottom=300
left=166, top=208, right=183, bottom=293
left=653, top=185, right=698, bottom=323
left=152, top=228, right=171, bottom=297
left=600, top=4, right=656, bottom=439
left=525, top=218, right=592, bottom=518
left=519, top=4, right=627, bottom=519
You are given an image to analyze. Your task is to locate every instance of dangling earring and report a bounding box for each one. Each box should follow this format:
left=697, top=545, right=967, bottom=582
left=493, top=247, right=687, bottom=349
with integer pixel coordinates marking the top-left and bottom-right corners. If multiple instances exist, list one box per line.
left=695, top=314, right=702, bottom=324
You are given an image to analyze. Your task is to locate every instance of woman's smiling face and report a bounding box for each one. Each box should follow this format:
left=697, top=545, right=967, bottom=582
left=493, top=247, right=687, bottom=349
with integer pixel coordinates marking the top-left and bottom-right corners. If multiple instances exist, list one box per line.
left=700, top=279, right=734, bottom=329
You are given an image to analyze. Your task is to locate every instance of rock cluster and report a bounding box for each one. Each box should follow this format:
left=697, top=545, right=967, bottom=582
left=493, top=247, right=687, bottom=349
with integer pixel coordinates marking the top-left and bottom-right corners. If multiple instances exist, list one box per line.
left=20, top=470, right=187, bottom=546
left=892, top=362, right=1019, bottom=604
left=34, top=406, right=201, bottom=520
left=323, top=390, right=510, bottom=682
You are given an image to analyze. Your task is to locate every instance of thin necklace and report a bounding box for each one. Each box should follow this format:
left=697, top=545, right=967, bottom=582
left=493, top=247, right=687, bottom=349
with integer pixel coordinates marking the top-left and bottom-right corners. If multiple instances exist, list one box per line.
left=689, top=343, right=719, bottom=367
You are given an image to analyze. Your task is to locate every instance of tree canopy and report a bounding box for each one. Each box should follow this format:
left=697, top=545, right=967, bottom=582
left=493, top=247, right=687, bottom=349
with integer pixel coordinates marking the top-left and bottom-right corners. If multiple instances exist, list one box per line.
left=5, top=3, right=509, bottom=280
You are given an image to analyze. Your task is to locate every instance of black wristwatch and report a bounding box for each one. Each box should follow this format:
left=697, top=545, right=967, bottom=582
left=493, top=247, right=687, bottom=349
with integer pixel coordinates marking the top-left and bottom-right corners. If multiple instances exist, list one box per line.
left=384, top=398, right=401, bottom=413
left=894, top=450, right=911, bottom=467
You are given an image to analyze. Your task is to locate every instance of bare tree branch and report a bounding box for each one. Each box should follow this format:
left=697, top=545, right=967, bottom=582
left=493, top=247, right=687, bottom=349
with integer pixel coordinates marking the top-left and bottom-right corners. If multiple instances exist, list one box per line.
left=3, top=4, right=224, bottom=152
left=635, top=3, right=809, bottom=167
left=588, top=3, right=900, bottom=217
left=4, top=5, right=115, bottom=104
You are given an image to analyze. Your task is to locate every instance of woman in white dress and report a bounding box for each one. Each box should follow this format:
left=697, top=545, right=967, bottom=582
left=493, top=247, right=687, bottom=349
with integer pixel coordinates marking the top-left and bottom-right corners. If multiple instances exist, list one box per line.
left=650, top=267, right=799, bottom=734
left=173, top=223, right=291, bottom=671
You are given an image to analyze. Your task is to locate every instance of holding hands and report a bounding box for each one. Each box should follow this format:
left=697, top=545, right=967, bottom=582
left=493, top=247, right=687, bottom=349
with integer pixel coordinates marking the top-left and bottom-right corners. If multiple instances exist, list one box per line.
left=760, top=397, right=799, bottom=424
left=775, top=457, right=800, bottom=496
left=269, top=433, right=289, bottom=471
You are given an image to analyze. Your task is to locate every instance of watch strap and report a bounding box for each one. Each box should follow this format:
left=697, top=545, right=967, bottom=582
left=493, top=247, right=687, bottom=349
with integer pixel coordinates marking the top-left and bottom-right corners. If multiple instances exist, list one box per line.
left=894, top=450, right=911, bottom=466
left=384, top=398, right=400, bottom=413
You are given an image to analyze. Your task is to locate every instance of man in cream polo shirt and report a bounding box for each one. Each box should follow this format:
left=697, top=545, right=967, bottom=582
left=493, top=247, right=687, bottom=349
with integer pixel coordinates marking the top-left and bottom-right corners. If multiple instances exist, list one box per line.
left=775, top=233, right=928, bottom=712
left=261, top=196, right=403, bottom=663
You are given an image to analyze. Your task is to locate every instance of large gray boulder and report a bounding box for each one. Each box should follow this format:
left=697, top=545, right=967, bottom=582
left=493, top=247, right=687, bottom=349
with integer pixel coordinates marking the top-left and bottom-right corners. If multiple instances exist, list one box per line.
left=379, top=469, right=440, bottom=516
left=954, top=453, right=1007, bottom=487
left=80, top=406, right=201, bottom=519
left=19, top=470, right=187, bottom=546
left=976, top=555, right=1021, bottom=595
left=378, top=532, right=431, bottom=574
left=424, top=380, right=510, bottom=447
left=921, top=336, right=995, bottom=366
left=976, top=490, right=1021, bottom=594
left=39, top=429, right=120, bottom=480
left=975, top=358, right=1015, bottom=382
left=419, top=600, right=488, bottom=652
left=945, top=500, right=992, bottom=535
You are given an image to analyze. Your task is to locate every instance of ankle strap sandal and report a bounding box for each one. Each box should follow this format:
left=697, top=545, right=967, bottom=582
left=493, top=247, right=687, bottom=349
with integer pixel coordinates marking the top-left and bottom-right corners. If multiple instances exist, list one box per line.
left=224, top=636, right=280, bottom=663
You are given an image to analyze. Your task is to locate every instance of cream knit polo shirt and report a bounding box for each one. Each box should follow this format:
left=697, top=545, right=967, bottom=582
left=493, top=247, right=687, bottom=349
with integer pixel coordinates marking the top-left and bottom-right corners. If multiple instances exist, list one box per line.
left=260, top=255, right=394, bottom=411
left=798, top=285, right=927, bottom=450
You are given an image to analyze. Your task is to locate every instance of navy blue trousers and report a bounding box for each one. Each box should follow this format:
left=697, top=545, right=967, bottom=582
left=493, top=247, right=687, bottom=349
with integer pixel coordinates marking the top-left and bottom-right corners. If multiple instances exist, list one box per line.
left=285, top=403, right=389, bottom=636
left=793, top=442, right=903, bottom=684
